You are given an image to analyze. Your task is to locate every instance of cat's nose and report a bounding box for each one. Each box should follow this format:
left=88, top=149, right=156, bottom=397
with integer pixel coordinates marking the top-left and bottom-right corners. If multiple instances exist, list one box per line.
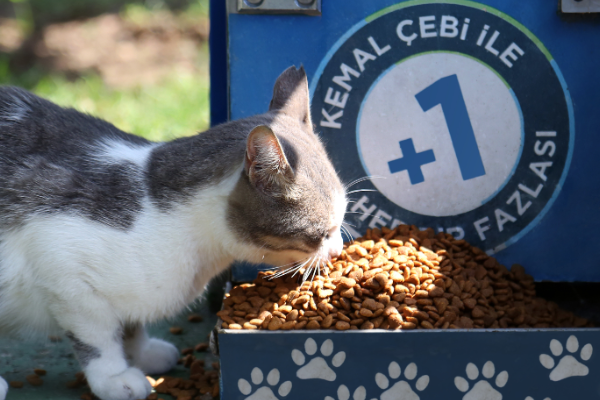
left=328, top=244, right=342, bottom=259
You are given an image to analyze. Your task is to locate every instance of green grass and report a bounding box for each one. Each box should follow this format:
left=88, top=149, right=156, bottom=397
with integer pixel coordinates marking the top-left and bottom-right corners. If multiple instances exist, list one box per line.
left=0, top=0, right=211, bottom=142
left=32, top=70, right=210, bottom=142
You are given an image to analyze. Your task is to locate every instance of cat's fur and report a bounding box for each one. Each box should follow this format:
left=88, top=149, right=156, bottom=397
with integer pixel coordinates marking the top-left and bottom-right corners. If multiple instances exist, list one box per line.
left=0, top=66, right=346, bottom=400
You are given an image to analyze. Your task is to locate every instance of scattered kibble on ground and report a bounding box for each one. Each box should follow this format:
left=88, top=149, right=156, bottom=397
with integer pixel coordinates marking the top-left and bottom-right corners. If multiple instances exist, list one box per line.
left=169, top=326, right=183, bottom=335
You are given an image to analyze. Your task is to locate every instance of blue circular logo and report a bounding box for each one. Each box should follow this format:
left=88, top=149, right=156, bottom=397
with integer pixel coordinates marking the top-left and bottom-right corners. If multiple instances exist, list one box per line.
left=311, top=1, right=574, bottom=254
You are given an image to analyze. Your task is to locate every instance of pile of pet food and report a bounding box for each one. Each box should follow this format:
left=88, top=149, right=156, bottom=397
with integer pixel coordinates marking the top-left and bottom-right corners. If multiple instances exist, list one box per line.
left=218, top=225, right=591, bottom=331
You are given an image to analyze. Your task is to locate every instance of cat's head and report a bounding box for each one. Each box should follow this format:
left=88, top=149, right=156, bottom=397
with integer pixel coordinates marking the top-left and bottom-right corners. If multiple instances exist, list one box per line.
left=227, top=66, right=347, bottom=273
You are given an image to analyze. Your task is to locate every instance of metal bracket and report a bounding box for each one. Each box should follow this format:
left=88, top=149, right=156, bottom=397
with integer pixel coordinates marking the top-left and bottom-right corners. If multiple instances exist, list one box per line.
left=561, top=0, right=600, bottom=13
left=231, top=0, right=321, bottom=15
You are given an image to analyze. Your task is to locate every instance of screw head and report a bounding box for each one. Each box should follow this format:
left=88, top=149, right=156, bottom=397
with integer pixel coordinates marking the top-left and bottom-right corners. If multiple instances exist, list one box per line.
left=245, top=0, right=263, bottom=5
left=297, top=0, right=315, bottom=5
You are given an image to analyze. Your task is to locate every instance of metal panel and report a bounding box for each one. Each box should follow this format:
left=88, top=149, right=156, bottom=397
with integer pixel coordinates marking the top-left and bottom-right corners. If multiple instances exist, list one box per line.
left=223, top=0, right=600, bottom=281
left=219, top=328, right=600, bottom=399
left=562, top=0, right=600, bottom=13
left=210, top=0, right=229, bottom=126
left=230, top=0, right=321, bottom=15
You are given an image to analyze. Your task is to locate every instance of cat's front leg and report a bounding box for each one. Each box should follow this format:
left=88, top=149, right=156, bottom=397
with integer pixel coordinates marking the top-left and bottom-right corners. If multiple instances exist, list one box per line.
left=57, top=306, right=151, bottom=400
left=122, top=323, right=179, bottom=375
left=0, top=376, right=8, bottom=400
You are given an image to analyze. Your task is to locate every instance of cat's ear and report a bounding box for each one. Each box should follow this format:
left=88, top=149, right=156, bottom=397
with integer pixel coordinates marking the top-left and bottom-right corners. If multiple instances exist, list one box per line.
left=244, top=125, right=295, bottom=195
left=269, top=65, right=312, bottom=129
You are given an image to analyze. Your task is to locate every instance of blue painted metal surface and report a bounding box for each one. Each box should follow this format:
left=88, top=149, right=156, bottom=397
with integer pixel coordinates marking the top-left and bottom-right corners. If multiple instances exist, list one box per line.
left=219, top=329, right=600, bottom=399
left=220, top=0, right=600, bottom=282
left=209, top=0, right=228, bottom=126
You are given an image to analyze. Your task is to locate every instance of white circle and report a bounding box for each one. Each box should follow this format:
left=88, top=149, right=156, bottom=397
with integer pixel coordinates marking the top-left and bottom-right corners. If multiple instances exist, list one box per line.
left=358, top=52, right=522, bottom=217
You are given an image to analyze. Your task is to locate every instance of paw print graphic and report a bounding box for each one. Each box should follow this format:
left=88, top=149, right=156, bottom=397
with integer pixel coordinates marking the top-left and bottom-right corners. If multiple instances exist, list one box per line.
left=324, top=384, right=367, bottom=400
left=454, top=361, right=508, bottom=400
left=375, top=361, right=429, bottom=400
left=238, top=367, right=292, bottom=400
left=539, top=335, right=592, bottom=381
left=292, top=338, right=346, bottom=381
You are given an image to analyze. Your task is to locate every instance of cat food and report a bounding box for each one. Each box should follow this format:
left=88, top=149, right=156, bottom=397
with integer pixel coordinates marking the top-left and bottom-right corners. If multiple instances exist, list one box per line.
left=218, top=225, right=591, bottom=331
left=25, top=374, right=43, bottom=386
left=151, top=359, right=220, bottom=399
left=187, top=314, right=203, bottom=323
left=9, top=381, right=23, bottom=389
left=169, top=326, right=183, bottom=335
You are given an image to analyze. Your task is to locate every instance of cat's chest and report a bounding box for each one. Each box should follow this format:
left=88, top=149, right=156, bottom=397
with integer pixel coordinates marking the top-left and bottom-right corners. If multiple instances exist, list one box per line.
left=0, top=202, right=234, bottom=324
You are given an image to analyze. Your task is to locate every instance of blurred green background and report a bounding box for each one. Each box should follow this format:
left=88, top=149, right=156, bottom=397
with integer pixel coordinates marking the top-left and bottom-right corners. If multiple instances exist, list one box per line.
left=0, top=0, right=210, bottom=141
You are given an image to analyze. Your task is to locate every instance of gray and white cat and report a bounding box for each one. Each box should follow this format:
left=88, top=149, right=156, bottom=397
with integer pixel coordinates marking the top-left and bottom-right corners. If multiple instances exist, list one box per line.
left=0, top=66, right=347, bottom=400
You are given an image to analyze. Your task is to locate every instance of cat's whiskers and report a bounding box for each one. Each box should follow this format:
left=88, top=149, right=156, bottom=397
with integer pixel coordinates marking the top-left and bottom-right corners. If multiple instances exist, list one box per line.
left=264, top=257, right=305, bottom=271
left=309, top=257, right=321, bottom=283
left=269, top=254, right=317, bottom=280
left=346, top=189, right=378, bottom=195
left=343, top=175, right=386, bottom=191
left=268, top=257, right=311, bottom=279
left=302, top=255, right=318, bottom=282
left=341, top=224, right=355, bottom=242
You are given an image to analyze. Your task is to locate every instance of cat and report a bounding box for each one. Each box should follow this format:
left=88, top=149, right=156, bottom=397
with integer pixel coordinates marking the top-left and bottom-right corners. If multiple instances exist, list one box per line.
left=0, top=66, right=347, bottom=400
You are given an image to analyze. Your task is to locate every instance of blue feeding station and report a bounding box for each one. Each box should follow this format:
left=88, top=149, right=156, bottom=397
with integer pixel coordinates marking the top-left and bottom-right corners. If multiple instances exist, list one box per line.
left=208, top=0, right=600, bottom=399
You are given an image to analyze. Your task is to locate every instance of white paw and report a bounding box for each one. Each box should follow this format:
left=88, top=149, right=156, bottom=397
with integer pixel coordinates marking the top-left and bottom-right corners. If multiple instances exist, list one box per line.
left=0, top=376, right=7, bottom=400
left=325, top=384, right=366, bottom=400
left=134, top=338, right=179, bottom=375
left=539, top=335, right=592, bottom=381
left=292, top=338, right=346, bottom=381
left=88, top=367, right=152, bottom=400
left=455, top=361, right=508, bottom=400
left=238, top=367, right=292, bottom=399
left=376, top=361, right=429, bottom=400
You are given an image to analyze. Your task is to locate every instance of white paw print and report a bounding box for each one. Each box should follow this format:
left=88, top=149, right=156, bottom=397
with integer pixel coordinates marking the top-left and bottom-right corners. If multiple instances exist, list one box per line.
left=375, top=361, right=429, bottom=400
left=292, top=338, right=346, bottom=381
left=539, top=335, right=592, bottom=381
left=525, top=397, right=551, bottom=400
left=238, top=367, right=292, bottom=400
left=454, top=361, right=508, bottom=400
left=324, top=384, right=367, bottom=400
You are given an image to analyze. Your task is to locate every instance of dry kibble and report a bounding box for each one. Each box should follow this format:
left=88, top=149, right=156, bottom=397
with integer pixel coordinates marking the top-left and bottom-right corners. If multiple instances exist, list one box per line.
left=66, top=380, right=82, bottom=389
left=26, top=374, right=43, bottom=386
left=187, top=314, right=203, bottom=323
left=306, top=320, right=321, bottom=329
left=33, top=368, right=47, bottom=376
left=218, top=225, right=591, bottom=331
left=169, top=326, right=183, bottom=335
left=9, top=381, right=23, bottom=389
left=321, top=314, right=335, bottom=328
left=181, top=347, right=194, bottom=356
left=282, top=321, right=297, bottom=330
left=388, top=314, right=403, bottom=329
left=268, top=317, right=283, bottom=330
left=335, top=321, right=350, bottom=330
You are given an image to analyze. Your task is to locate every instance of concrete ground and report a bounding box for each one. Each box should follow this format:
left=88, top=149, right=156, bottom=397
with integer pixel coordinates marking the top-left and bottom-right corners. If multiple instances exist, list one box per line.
left=0, top=299, right=219, bottom=400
